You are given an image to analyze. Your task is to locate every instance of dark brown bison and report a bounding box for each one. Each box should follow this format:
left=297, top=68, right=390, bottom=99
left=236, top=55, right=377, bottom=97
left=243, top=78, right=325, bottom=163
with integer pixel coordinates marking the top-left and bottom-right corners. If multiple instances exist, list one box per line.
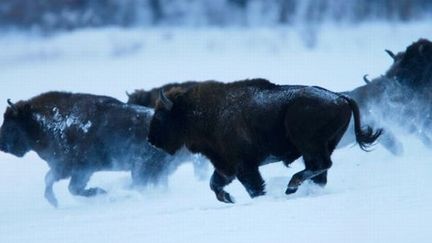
left=343, top=38, right=432, bottom=150
left=0, top=92, right=183, bottom=207
left=148, top=79, right=381, bottom=203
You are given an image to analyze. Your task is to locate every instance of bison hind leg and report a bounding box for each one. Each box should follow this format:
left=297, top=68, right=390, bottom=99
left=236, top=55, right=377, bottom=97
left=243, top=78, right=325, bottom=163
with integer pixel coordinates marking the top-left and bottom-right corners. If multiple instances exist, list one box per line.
left=68, top=170, right=107, bottom=197
left=76, top=187, right=107, bottom=197
left=286, top=152, right=332, bottom=195
left=286, top=169, right=328, bottom=195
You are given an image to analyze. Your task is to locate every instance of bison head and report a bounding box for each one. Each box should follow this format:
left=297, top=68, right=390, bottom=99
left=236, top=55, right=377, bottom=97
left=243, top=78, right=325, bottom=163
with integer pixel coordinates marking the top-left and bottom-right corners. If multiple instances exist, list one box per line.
left=0, top=100, right=33, bottom=157
left=148, top=90, right=186, bottom=155
left=385, top=39, right=432, bottom=89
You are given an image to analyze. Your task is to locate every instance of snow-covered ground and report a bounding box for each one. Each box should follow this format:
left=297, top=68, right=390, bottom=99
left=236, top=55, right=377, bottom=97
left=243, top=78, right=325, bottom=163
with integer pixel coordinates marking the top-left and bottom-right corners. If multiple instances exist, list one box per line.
left=1, top=22, right=432, bottom=243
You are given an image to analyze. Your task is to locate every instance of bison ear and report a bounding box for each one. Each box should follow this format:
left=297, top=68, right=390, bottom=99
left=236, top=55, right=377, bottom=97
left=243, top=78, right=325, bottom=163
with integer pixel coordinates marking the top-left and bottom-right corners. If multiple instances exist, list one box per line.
left=159, top=89, right=173, bottom=110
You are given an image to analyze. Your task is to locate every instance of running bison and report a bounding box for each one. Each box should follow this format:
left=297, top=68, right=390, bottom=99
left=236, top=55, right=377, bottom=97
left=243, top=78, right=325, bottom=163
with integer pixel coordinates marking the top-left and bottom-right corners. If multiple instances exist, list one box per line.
left=342, top=38, right=432, bottom=151
left=148, top=79, right=382, bottom=203
left=0, top=92, right=180, bottom=207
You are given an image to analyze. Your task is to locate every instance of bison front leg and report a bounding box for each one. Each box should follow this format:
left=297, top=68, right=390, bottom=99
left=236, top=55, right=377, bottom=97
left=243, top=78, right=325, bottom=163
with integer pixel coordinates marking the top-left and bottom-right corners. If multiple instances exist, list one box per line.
left=236, top=164, right=265, bottom=198
left=44, top=169, right=60, bottom=207
left=68, top=171, right=106, bottom=197
left=210, top=170, right=235, bottom=203
left=131, top=151, right=170, bottom=187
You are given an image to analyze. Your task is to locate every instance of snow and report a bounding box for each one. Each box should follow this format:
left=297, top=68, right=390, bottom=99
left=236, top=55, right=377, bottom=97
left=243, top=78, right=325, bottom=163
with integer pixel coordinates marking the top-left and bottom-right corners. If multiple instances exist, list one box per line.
left=1, top=22, right=432, bottom=243
left=36, top=107, right=93, bottom=135
left=127, top=104, right=155, bottom=116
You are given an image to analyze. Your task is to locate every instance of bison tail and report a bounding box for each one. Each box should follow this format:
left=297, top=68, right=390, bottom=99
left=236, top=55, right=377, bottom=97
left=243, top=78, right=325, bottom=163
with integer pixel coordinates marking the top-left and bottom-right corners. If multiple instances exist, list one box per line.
left=342, top=95, right=383, bottom=151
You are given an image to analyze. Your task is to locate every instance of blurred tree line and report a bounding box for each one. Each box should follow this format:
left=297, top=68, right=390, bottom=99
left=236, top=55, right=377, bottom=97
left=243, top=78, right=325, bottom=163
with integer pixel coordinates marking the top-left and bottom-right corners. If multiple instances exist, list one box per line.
left=0, top=0, right=431, bottom=31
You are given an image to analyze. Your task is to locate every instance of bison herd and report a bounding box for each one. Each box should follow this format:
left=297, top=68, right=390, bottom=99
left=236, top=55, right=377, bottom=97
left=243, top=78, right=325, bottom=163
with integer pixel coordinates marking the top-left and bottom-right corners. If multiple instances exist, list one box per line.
left=1, top=38, right=431, bottom=207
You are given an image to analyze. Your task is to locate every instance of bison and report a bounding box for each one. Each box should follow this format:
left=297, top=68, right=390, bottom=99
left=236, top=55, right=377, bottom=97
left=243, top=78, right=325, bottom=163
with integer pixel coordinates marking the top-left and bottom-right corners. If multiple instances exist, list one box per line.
left=342, top=38, right=432, bottom=151
left=0, top=92, right=183, bottom=207
left=148, top=78, right=381, bottom=203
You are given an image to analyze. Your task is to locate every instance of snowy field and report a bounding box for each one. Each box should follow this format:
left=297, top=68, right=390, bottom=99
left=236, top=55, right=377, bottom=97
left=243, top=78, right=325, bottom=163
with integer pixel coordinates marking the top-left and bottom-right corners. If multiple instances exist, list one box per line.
left=1, top=22, right=432, bottom=243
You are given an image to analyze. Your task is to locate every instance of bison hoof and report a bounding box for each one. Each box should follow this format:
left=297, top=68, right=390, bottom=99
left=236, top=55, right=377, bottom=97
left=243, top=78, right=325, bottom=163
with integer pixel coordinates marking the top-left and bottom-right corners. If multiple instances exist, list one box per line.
left=216, top=191, right=235, bottom=204
left=91, top=187, right=107, bottom=195
left=249, top=190, right=266, bottom=198
left=45, top=193, right=58, bottom=208
left=285, top=187, right=298, bottom=195
left=83, top=187, right=107, bottom=197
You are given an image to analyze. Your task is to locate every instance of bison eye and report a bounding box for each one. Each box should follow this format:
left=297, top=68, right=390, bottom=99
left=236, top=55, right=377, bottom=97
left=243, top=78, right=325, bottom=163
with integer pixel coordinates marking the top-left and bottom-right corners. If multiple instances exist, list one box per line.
left=154, top=112, right=162, bottom=120
left=154, top=111, right=168, bottom=121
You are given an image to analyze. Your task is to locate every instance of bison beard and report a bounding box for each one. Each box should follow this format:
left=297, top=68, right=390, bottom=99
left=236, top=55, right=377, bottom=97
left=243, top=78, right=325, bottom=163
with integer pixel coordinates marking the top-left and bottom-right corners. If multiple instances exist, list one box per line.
left=148, top=79, right=382, bottom=203
left=0, top=92, right=177, bottom=207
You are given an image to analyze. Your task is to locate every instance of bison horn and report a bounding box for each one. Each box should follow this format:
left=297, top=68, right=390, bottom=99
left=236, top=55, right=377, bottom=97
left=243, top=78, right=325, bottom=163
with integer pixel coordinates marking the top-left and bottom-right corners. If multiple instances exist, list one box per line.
left=159, top=90, right=173, bottom=110
left=7, top=99, right=18, bottom=113
left=363, top=74, right=371, bottom=84
left=385, top=49, right=396, bottom=61
left=125, top=91, right=131, bottom=97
